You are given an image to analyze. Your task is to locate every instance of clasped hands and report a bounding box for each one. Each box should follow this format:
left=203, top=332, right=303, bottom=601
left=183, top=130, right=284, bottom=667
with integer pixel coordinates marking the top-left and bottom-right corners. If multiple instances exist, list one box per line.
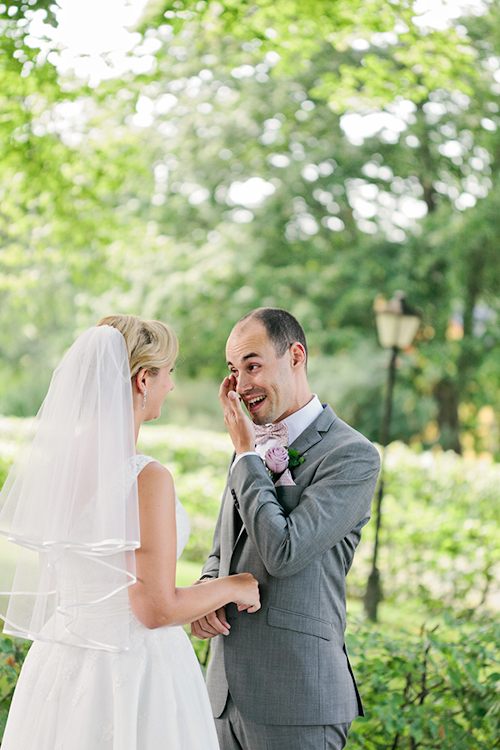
left=191, top=599, right=230, bottom=639
left=190, top=577, right=259, bottom=640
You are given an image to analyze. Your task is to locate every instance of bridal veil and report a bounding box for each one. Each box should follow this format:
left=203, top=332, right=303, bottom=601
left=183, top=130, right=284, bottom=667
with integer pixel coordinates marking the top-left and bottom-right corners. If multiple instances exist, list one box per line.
left=0, top=326, right=140, bottom=651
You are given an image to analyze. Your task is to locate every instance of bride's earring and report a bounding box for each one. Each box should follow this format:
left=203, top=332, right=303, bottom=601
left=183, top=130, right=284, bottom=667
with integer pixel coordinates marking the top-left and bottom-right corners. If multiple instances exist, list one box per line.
left=142, top=389, right=147, bottom=410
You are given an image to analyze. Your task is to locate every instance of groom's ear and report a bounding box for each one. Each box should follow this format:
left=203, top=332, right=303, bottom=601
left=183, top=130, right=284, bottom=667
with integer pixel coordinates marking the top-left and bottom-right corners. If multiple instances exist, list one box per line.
left=289, top=342, right=306, bottom=369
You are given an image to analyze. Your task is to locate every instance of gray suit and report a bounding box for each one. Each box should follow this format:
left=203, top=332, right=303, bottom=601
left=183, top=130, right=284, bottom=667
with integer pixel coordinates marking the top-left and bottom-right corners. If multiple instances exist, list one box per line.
left=202, top=405, right=380, bottom=727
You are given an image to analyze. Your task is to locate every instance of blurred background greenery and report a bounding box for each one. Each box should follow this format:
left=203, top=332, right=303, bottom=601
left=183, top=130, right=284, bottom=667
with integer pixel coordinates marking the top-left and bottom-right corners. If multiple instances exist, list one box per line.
left=2, top=0, right=500, bottom=458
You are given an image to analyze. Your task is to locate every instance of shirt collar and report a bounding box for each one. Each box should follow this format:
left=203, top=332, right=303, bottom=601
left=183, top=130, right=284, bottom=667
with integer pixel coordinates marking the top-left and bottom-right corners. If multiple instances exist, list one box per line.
left=283, top=395, right=323, bottom=446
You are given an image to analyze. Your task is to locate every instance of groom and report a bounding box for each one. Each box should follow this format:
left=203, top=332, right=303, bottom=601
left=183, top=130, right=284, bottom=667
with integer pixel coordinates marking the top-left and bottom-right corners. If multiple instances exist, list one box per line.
left=192, top=308, right=380, bottom=750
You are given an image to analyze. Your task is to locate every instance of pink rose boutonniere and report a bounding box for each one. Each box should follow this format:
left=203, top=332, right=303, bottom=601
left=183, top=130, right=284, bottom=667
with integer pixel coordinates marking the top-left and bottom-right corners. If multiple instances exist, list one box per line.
left=265, top=445, right=289, bottom=474
left=263, top=446, right=305, bottom=486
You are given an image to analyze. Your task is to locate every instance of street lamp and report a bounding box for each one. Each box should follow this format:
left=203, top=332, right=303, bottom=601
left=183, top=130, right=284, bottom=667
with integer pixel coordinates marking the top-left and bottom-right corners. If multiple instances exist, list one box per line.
left=364, top=291, right=421, bottom=623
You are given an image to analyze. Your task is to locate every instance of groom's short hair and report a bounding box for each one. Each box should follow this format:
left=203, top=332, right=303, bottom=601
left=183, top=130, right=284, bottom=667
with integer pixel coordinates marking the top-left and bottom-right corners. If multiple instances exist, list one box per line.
left=238, top=308, right=308, bottom=361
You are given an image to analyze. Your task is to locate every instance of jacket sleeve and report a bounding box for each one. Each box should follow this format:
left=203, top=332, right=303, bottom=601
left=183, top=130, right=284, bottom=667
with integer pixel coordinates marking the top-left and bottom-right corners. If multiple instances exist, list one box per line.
left=201, top=505, right=222, bottom=578
left=229, top=438, right=380, bottom=578
left=200, top=455, right=237, bottom=579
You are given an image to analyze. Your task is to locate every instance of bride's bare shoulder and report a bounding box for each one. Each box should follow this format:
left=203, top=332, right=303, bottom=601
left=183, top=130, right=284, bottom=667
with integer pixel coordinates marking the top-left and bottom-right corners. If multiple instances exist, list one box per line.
left=137, top=460, right=174, bottom=498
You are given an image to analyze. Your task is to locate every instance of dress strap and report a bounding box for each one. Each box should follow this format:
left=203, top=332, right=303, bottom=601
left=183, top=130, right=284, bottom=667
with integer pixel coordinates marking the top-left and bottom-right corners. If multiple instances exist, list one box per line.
left=134, top=454, right=157, bottom=476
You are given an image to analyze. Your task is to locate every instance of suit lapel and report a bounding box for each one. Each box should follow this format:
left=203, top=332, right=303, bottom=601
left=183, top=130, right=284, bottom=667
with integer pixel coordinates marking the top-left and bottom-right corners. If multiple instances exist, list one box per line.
left=289, top=404, right=336, bottom=456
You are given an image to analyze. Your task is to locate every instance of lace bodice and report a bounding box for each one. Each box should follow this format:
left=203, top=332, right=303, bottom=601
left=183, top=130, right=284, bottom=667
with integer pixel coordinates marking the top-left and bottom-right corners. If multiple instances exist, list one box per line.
left=134, top=455, right=190, bottom=559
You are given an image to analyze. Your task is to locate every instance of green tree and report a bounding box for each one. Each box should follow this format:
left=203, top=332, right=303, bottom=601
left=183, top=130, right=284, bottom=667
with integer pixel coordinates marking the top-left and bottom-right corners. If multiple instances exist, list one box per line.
left=0, top=1, right=148, bottom=411
left=117, top=0, right=500, bottom=451
left=3, top=0, right=500, bottom=457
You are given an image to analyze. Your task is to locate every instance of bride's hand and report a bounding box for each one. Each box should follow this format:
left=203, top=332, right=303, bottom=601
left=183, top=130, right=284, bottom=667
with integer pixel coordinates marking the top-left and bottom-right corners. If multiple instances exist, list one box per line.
left=232, top=572, right=260, bottom=613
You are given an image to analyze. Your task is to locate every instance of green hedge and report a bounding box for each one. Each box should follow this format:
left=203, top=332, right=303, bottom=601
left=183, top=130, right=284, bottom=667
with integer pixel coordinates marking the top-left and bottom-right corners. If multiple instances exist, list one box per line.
left=2, top=616, right=499, bottom=748
left=350, top=444, right=500, bottom=616
left=347, top=615, right=500, bottom=749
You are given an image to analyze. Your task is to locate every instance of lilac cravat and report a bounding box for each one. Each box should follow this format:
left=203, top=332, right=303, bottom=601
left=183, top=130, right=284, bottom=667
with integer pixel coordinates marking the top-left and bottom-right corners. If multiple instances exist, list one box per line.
left=254, top=421, right=289, bottom=447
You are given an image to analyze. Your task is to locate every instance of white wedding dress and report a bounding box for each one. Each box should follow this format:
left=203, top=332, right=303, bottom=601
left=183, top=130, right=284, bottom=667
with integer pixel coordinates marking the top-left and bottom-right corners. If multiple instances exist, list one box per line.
left=1, top=456, right=220, bottom=750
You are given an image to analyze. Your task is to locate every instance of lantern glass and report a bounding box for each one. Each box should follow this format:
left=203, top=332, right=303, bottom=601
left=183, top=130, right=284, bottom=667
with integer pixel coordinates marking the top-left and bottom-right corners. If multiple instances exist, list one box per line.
left=376, top=311, right=420, bottom=349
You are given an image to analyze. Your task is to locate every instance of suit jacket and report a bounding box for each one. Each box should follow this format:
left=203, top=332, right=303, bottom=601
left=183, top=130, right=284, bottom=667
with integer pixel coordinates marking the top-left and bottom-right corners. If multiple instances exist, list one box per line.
left=202, top=405, right=380, bottom=726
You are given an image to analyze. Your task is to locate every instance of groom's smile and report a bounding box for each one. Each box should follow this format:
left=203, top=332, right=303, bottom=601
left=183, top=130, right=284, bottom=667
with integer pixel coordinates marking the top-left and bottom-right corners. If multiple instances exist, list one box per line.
left=246, top=394, right=267, bottom=414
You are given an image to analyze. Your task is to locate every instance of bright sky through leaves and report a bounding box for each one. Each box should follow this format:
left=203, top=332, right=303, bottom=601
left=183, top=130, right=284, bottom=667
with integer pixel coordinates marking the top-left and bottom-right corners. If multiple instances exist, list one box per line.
left=27, top=0, right=150, bottom=85
left=52, top=0, right=487, bottom=66
left=40, top=0, right=489, bottom=230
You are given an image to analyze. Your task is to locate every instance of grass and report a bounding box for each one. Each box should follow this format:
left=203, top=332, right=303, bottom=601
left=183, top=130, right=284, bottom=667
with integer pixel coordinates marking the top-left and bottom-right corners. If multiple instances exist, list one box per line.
left=176, top=558, right=205, bottom=587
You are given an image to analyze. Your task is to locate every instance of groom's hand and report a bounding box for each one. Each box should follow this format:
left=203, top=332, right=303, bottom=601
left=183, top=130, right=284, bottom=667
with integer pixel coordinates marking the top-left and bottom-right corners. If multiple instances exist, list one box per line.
left=219, top=375, right=255, bottom=455
left=191, top=607, right=230, bottom=639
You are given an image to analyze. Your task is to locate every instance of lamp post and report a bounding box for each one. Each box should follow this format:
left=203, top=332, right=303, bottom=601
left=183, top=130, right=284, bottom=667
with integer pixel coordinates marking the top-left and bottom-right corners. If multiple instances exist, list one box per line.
left=364, top=291, right=421, bottom=623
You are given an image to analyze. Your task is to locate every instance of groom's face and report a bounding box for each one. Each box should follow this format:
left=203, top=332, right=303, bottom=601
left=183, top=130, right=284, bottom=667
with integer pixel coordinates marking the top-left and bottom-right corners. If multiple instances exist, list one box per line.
left=226, top=320, right=297, bottom=425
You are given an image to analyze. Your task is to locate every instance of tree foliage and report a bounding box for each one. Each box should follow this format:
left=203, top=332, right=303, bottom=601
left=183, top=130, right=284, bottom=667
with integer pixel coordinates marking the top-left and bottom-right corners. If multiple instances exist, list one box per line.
left=144, top=0, right=477, bottom=107
left=2, top=0, right=500, bottom=453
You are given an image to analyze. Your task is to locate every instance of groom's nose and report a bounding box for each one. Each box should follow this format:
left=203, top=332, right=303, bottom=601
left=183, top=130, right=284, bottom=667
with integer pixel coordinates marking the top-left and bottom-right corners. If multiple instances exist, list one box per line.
left=235, top=372, right=250, bottom=395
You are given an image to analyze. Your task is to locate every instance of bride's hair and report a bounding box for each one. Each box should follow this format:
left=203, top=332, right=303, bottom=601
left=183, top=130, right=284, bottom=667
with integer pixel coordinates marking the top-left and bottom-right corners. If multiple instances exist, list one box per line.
left=96, top=314, right=178, bottom=378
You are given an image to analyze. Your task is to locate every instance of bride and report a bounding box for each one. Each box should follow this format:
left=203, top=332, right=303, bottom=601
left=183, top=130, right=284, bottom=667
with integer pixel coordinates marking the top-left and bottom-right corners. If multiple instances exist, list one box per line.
left=0, top=314, right=260, bottom=749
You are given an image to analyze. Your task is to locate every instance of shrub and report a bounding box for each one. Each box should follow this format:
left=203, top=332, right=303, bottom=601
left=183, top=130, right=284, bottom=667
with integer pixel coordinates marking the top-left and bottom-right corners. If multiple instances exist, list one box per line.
left=347, top=615, right=500, bottom=749
left=348, top=443, right=500, bottom=616
left=0, top=635, right=30, bottom=744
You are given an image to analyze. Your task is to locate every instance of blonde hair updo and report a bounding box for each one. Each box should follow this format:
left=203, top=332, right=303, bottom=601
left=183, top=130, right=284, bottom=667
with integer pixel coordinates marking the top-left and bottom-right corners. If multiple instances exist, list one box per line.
left=96, top=314, right=178, bottom=379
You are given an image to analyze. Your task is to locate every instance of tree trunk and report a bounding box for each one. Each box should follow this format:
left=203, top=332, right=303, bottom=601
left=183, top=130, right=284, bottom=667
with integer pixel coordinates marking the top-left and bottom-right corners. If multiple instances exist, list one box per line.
left=434, top=247, right=485, bottom=455
left=433, top=377, right=462, bottom=453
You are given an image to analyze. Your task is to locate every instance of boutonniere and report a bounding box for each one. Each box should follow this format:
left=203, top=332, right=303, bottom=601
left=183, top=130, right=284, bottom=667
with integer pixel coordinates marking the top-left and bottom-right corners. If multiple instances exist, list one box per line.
left=286, top=448, right=305, bottom=469
left=263, top=446, right=305, bottom=486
